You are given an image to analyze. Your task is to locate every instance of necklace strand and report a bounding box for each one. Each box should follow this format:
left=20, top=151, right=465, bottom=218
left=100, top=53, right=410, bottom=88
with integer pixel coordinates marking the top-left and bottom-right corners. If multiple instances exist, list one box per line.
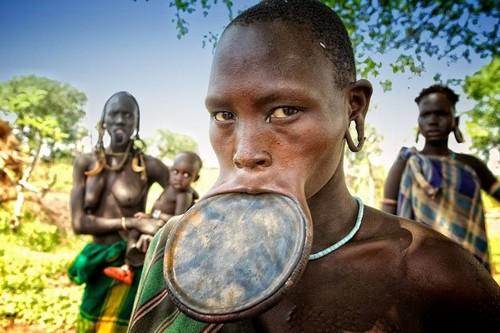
left=104, top=141, right=133, bottom=171
left=308, top=197, right=364, bottom=261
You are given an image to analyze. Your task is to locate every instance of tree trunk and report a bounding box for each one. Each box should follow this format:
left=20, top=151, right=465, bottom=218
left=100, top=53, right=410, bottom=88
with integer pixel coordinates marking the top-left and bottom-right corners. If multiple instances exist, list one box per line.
left=10, top=140, right=43, bottom=229
left=24, top=140, right=43, bottom=182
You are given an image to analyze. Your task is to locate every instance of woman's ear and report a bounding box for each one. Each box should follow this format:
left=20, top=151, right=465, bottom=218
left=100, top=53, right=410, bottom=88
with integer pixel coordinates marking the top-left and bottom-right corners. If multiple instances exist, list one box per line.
left=345, top=79, right=373, bottom=152
left=348, top=79, right=372, bottom=120
left=453, top=116, right=464, bottom=143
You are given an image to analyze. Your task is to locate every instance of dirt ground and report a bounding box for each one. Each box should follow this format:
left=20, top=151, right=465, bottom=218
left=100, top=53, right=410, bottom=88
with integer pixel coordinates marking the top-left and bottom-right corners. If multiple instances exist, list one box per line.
left=40, top=191, right=71, bottom=231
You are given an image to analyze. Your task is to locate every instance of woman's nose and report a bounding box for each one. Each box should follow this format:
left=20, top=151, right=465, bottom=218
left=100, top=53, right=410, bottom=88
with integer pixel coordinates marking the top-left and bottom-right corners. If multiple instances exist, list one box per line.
left=231, top=121, right=273, bottom=170
left=428, top=113, right=439, bottom=124
left=233, top=150, right=272, bottom=169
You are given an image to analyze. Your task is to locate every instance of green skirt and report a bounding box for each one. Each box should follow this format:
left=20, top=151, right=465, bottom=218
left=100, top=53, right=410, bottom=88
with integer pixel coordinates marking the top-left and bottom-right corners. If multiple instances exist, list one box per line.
left=68, top=241, right=142, bottom=332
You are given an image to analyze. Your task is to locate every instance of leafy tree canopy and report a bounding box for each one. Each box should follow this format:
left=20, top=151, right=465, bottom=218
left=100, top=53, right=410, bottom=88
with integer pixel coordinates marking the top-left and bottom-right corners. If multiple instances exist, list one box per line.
left=463, top=56, right=499, bottom=160
left=163, top=0, right=498, bottom=88
left=147, top=129, right=198, bottom=161
left=0, top=75, right=87, bottom=158
left=162, top=1, right=498, bottom=159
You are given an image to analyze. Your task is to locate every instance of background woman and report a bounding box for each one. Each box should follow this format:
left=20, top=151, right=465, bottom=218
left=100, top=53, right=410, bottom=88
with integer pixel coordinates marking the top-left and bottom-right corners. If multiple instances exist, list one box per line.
left=69, top=91, right=169, bottom=332
left=383, top=84, right=499, bottom=270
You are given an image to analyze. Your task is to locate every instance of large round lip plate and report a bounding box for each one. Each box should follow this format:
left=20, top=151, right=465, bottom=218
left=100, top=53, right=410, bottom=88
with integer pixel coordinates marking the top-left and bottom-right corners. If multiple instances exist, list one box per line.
left=163, top=192, right=310, bottom=322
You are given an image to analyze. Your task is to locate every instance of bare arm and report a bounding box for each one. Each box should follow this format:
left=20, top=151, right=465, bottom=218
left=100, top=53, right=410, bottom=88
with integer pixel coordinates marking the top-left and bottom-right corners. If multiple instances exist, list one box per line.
left=148, top=190, right=192, bottom=224
left=382, top=156, right=408, bottom=214
left=174, top=191, right=193, bottom=215
left=145, top=155, right=169, bottom=189
left=460, top=154, right=500, bottom=201
left=146, top=157, right=184, bottom=222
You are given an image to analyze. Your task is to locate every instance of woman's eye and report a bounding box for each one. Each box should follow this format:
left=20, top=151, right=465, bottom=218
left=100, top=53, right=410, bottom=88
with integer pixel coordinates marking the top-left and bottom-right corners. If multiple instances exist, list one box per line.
left=213, top=111, right=235, bottom=122
left=183, top=172, right=190, bottom=178
left=172, top=170, right=179, bottom=175
left=268, top=107, right=300, bottom=121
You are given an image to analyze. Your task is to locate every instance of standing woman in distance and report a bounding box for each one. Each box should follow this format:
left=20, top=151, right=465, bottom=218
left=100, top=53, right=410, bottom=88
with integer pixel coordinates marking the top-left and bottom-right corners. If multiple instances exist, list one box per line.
left=68, top=91, right=169, bottom=332
left=383, top=85, right=499, bottom=271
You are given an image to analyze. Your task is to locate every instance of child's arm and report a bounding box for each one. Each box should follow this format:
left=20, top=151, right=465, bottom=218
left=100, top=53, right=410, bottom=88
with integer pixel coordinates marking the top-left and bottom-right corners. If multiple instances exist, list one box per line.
left=134, top=212, right=150, bottom=219
left=174, top=192, right=193, bottom=215
left=147, top=188, right=174, bottom=223
left=148, top=209, right=172, bottom=225
left=135, top=233, right=154, bottom=253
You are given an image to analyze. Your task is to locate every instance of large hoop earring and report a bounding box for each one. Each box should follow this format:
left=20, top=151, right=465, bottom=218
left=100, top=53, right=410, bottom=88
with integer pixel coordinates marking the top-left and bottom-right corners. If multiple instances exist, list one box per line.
left=453, top=127, right=464, bottom=143
left=345, top=127, right=365, bottom=152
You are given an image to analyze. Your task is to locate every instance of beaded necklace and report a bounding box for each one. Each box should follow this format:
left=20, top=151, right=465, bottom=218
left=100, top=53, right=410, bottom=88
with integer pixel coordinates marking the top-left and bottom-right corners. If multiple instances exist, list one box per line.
left=308, top=197, right=364, bottom=261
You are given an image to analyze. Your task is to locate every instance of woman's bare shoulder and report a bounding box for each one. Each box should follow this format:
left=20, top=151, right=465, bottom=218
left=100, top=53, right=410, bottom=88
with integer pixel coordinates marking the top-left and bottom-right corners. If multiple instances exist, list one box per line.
left=398, top=218, right=498, bottom=297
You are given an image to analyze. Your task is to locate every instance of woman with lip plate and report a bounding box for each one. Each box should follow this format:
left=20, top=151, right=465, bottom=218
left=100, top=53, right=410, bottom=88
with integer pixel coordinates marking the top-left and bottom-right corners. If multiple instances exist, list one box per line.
left=68, top=91, right=169, bottom=332
left=129, top=2, right=500, bottom=333
left=383, top=85, right=500, bottom=271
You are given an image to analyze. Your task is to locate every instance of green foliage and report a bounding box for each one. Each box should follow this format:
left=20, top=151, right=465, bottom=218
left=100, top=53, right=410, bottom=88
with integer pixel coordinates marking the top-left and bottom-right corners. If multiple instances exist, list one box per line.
left=133, top=0, right=233, bottom=41
left=379, top=80, right=392, bottom=92
left=463, top=57, right=500, bottom=160
left=0, top=208, right=60, bottom=252
left=322, top=0, right=498, bottom=81
left=147, top=129, right=198, bottom=161
left=165, top=0, right=499, bottom=87
left=168, top=0, right=234, bottom=39
left=0, top=75, right=87, bottom=160
left=0, top=241, right=83, bottom=331
left=483, top=192, right=500, bottom=211
left=344, top=124, right=385, bottom=206
left=485, top=208, right=500, bottom=281
left=30, top=160, right=74, bottom=192
left=0, top=205, right=86, bottom=331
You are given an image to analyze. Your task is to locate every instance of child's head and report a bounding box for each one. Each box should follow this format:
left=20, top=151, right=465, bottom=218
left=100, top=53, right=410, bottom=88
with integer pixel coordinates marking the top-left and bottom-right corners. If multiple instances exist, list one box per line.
left=170, top=151, right=202, bottom=191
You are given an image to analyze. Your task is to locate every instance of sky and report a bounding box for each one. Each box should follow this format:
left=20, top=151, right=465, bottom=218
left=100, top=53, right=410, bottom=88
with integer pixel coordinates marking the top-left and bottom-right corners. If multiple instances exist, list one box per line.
left=0, top=0, right=495, bottom=169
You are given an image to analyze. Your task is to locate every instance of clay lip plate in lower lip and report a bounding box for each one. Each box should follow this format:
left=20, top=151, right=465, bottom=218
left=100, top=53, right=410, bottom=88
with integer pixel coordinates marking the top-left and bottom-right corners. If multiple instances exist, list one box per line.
left=163, top=192, right=309, bottom=320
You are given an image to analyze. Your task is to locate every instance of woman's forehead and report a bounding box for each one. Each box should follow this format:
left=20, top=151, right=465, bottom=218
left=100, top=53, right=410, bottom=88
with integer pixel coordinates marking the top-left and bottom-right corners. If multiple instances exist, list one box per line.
left=217, top=22, right=326, bottom=69
left=105, top=95, right=138, bottom=114
left=208, top=22, right=337, bottom=101
left=418, top=92, right=454, bottom=112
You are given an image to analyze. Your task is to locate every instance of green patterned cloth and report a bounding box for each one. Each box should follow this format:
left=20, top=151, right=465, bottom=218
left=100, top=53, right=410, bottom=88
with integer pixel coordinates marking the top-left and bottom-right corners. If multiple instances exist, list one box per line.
left=128, top=223, right=222, bottom=333
left=68, top=241, right=142, bottom=332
